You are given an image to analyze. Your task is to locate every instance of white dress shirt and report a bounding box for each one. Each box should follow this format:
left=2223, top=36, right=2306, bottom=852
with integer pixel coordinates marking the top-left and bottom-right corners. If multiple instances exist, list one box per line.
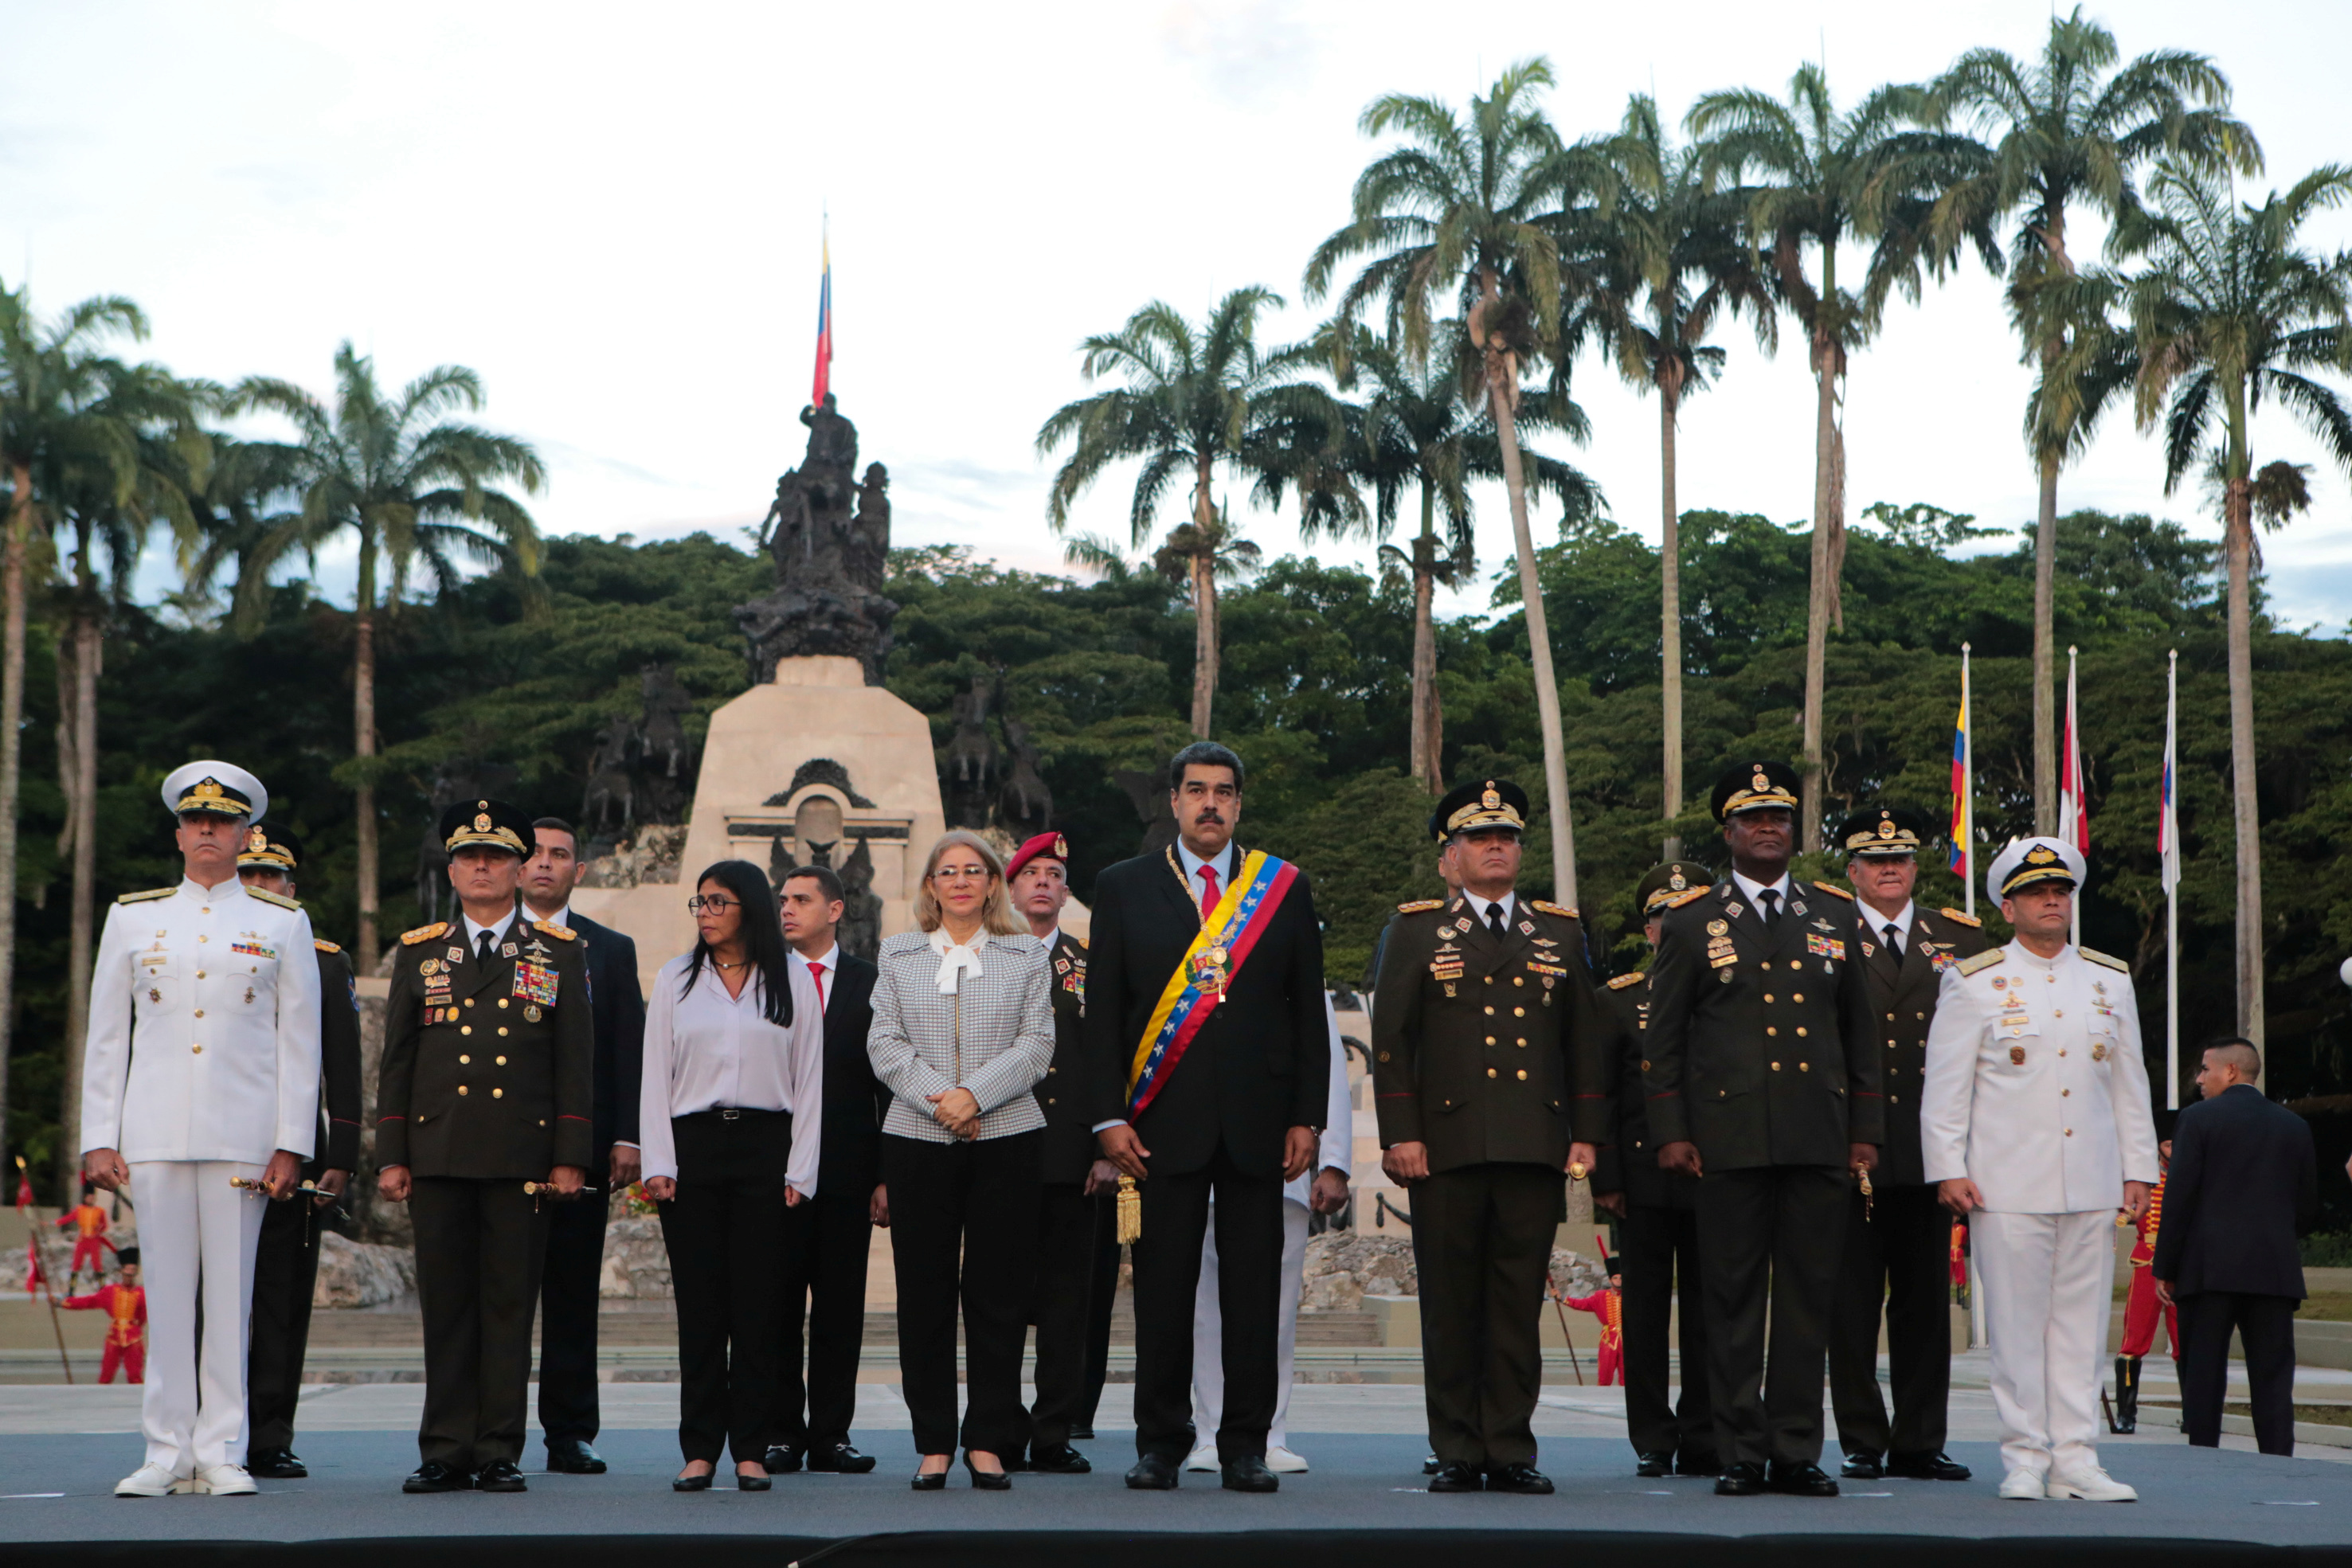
left=461, top=905, right=523, bottom=955
left=1861, top=897, right=1916, bottom=957
left=1462, top=890, right=1517, bottom=933
left=638, top=955, right=824, bottom=1195
left=792, top=943, right=840, bottom=1014
left=1731, top=869, right=1794, bottom=914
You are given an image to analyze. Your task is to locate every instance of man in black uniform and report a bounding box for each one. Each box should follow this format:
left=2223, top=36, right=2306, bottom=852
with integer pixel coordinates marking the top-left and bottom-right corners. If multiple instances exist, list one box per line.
left=1826, top=806, right=1986, bottom=1483
left=1591, top=859, right=1716, bottom=1480
left=237, top=825, right=364, bottom=1481
left=376, top=800, right=593, bottom=1495
left=1643, top=761, right=1880, bottom=1498
left=1372, top=779, right=1604, bottom=1495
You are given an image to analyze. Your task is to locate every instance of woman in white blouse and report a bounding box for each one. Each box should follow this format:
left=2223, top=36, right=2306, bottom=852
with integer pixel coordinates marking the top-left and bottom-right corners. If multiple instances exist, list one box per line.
left=868, top=829, right=1054, bottom=1490
left=640, top=859, right=823, bottom=1492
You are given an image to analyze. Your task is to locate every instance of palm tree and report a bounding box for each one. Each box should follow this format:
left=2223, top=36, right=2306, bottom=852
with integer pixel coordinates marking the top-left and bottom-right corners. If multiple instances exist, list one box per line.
left=229, top=344, right=546, bottom=970
left=1305, top=57, right=1602, bottom=902
left=2116, top=160, right=2352, bottom=1055
left=1572, top=94, right=1775, bottom=855
left=1689, top=65, right=1995, bottom=850
left=1929, top=10, right=2257, bottom=831
left=1036, top=287, right=1356, bottom=738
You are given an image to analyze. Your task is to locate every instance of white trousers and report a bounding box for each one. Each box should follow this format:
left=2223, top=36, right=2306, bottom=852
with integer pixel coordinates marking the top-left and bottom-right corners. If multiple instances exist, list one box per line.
left=1192, top=1195, right=1311, bottom=1448
left=130, top=1159, right=266, bottom=1475
left=1972, top=1208, right=2117, bottom=1480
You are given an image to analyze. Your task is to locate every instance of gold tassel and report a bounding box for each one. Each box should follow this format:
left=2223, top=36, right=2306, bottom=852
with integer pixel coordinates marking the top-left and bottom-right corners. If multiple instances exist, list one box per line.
left=1116, top=1175, right=1142, bottom=1243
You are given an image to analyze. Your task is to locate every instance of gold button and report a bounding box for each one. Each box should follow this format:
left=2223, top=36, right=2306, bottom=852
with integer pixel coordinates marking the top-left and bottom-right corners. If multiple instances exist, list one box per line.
left=198, top=935, right=208, bottom=942
left=498, top=998, right=509, bottom=1009
left=1487, top=1068, right=1497, bottom=1078
left=1888, top=1040, right=1897, bottom=1049
left=1916, top=1011, right=1927, bottom=1020
left=1514, top=1007, right=1524, bottom=1018
left=1484, top=1005, right=1494, bottom=1015
left=1484, top=976, right=1493, bottom=986
left=1771, top=1061, right=1782, bottom=1071
left=1764, top=994, right=1775, bottom=1004
left=201, top=907, right=210, bottom=914
left=197, top=971, right=206, bottom=980
left=2060, top=1050, right=2068, bottom=1057
left=460, top=1054, right=471, bottom=1064
left=1047, top=1097, right=1055, bottom=1105
left=1516, top=1038, right=1528, bottom=1047
left=1641, top=1059, right=1651, bottom=1072
left=1885, top=1012, right=1895, bottom=1022
left=458, top=1085, right=469, bottom=1096
left=1793, top=993, right=1803, bottom=1003
left=1377, top=1052, right=1391, bottom=1062
left=498, top=1026, right=509, bottom=1037
left=1514, top=976, right=1524, bottom=987
left=1799, top=1062, right=1810, bottom=1072
left=192, top=1044, right=202, bottom=1054
left=461, top=1026, right=472, bottom=1036
left=1485, top=1035, right=1496, bottom=1046
left=194, top=1008, right=205, bottom=1018
left=1795, top=1026, right=1807, bottom=1038
left=539, top=1120, right=547, bottom=1127
left=2062, top=1088, right=2071, bottom=1097
left=1790, top=960, right=1802, bottom=971
left=2065, top=1128, right=2072, bottom=1136
left=492, top=1087, right=503, bottom=1099
left=1516, top=1069, right=1528, bottom=1081
left=465, top=998, right=475, bottom=1008
left=497, top=1055, right=507, bottom=1066
left=1890, top=1094, right=1900, bottom=1104
left=1767, top=1026, right=1778, bottom=1037
left=2054, top=1009, right=2064, bottom=1018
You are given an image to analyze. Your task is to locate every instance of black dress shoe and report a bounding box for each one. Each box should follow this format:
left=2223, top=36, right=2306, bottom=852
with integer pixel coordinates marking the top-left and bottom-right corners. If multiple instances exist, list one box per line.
left=1841, top=1452, right=1884, bottom=1480
left=1677, top=1452, right=1721, bottom=1477
left=1635, top=1452, right=1673, bottom=1479
left=403, top=1461, right=472, bottom=1494
left=965, top=1454, right=1012, bottom=1492
left=1766, top=1461, right=1838, bottom=1497
left=546, top=1439, right=607, bottom=1475
left=1221, top=1455, right=1278, bottom=1493
left=1887, top=1450, right=1972, bottom=1482
left=673, top=1470, right=713, bottom=1492
left=735, top=1467, right=773, bottom=1492
left=475, top=1460, right=529, bottom=1493
left=1486, top=1463, right=1553, bottom=1496
left=910, top=1463, right=949, bottom=1492
left=1428, top=1460, right=1484, bottom=1493
left=249, top=1448, right=307, bottom=1480
left=1125, top=1453, right=1180, bottom=1490
left=1714, top=1462, right=1766, bottom=1496
left=807, top=1442, right=876, bottom=1474
left=1028, top=1445, right=1093, bottom=1474
left=764, top=1444, right=805, bottom=1474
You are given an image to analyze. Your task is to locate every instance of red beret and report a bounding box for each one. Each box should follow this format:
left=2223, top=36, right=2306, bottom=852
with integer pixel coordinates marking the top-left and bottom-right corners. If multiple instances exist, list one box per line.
left=1006, top=831, right=1070, bottom=881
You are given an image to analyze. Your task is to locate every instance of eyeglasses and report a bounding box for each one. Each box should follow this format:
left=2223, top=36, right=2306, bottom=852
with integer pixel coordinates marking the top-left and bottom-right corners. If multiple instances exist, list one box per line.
left=687, top=895, right=738, bottom=914
left=931, top=864, right=991, bottom=884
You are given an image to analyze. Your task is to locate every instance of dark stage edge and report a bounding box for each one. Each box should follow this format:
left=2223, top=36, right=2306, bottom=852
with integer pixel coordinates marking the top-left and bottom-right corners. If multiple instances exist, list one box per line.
left=6, top=1433, right=2352, bottom=1564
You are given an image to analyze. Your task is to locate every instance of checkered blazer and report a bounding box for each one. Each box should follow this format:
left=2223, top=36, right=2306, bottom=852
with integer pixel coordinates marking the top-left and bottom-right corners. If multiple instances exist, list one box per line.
left=867, top=930, right=1054, bottom=1144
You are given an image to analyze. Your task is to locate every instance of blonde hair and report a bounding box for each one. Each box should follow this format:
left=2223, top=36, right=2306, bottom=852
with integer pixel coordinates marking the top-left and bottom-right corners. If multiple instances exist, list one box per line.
left=914, top=829, right=1023, bottom=936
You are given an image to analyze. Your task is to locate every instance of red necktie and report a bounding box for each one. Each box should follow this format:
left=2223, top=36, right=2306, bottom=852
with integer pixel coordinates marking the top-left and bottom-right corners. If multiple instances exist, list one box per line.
left=809, top=961, right=828, bottom=1011
left=1196, top=862, right=1220, bottom=915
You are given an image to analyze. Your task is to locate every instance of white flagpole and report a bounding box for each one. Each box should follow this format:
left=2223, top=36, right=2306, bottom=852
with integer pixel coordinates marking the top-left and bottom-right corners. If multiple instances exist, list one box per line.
left=2165, top=648, right=2180, bottom=1110
left=1962, top=643, right=1974, bottom=921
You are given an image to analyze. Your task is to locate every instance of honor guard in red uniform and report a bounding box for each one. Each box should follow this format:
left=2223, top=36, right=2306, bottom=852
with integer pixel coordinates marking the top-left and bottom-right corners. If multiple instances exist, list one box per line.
left=56, top=1190, right=116, bottom=1283
left=2113, top=1113, right=2178, bottom=1433
left=64, top=1247, right=147, bottom=1384
left=1564, top=1274, right=1626, bottom=1386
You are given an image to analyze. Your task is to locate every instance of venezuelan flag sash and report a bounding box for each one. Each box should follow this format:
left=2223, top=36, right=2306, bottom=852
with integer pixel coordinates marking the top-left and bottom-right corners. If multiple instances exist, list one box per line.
left=1126, top=850, right=1299, bottom=1119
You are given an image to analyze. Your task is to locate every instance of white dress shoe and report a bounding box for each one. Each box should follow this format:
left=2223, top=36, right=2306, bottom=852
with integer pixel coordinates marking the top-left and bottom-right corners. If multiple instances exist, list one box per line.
left=1182, top=1444, right=1219, bottom=1472
left=115, top=1464, right=188, bottom=1497
left=196, top=1464, right=257, bottom=1496
left=1998, top=1469, right=2048, bottom=1500
left=1265, top=1446, right=1309, bottom=1474
left=2047, top=1467, right=2136, bottom=1502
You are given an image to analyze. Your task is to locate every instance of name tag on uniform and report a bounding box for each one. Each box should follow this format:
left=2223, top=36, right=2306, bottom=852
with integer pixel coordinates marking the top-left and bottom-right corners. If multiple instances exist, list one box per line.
left=1805, top=934, right=1846, bottom=962
left=513, top=960, right=558, bottom=1006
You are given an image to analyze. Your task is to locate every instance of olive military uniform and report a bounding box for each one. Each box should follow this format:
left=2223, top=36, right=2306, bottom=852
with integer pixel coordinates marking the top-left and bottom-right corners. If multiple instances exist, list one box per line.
left=1028, top=920, right=1106, bottom=1460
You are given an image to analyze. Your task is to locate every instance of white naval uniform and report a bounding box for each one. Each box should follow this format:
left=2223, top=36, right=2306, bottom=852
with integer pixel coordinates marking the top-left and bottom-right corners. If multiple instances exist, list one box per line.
left=1921, top=940, right=2158, bottom=1482
left=80, top=877, right=323, bottom=1477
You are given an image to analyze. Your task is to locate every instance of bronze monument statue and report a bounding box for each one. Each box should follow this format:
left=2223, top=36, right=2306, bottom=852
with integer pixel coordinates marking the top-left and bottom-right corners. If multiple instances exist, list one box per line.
left=738, top=394, right=898, bottom=685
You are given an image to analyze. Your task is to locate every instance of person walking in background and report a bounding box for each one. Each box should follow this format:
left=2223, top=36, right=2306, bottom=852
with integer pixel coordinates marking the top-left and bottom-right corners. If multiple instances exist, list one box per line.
left=768, top=862, right=884, bottom=1476
left=2154, top=1038, right=2318, bottom=1457
left=640, top=860, right=822, bottom=1492
left=869, top=830, right=1055, bottom=1491
left=2112, top=1111, right=2180, bottom=1434
left=519, top=817, right=646, bottom=1478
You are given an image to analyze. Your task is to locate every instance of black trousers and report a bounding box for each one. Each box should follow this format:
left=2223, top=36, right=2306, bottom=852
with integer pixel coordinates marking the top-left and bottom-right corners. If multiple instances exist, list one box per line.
left=1027, top=1180, right=1105, bottom=1451
left=1129, top=1140, right=1282, bottom=1463
left=1618, top=1201, right=1712, bottom=1462
left=884, top=1131, right=1041, bottom=1457
left=2180, top=1290, right=2298, bottom=1456
left=772, top=1175, right=874, bottom=1451
left=536, top=1146, right=609, bottom=1450
left=1828, top=1181, right=1951, bottom=1459
left=411, top=1177, right=553, bottom=1470
left=658, top=1110, right=797, bottom=1465
left=1078, top=1194, right=1121, bottom=1431
left=247, top=1191, right=328, bottom=1452
left=1410, top=1162, right=1560, bottom=1468
left=1693, top=1164, right=1847, bottom=1468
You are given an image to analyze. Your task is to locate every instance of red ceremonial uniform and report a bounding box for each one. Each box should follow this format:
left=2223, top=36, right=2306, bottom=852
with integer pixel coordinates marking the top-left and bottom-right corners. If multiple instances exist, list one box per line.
left=56, top=1201, right=114, bottom=1277
left=63, top=1281, right=147, bottom=1383
left=2119, top=1175, right=2176, bottom=1359
left=1565, top=1286, right=1626, bottom=1386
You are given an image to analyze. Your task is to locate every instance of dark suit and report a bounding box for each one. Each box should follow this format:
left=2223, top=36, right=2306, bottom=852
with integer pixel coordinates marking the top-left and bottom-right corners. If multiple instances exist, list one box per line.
left=1592, top=969, right=1712, bottom=1465
left=378, top=909, right=595, bottom=1471
left=1642, top=878, right=1881, bottom=1470
left=1085, top=844, right=1327, bottom=1464
left=2153, top=1082, right=2318, bottom=1455
left=248, top=938, right=366, bottom=1455
left=1828, top=904, right=1987, bottom=1463
left=1027, top=928, right=1106, bottom=1453
left=773, top=949, right=882, bottom=1453
left=537, top=909, right=644, bottom=1455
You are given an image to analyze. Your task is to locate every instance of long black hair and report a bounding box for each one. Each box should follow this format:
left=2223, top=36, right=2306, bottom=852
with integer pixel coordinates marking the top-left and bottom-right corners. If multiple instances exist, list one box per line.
left=683, top=859, right=794, bottom=1026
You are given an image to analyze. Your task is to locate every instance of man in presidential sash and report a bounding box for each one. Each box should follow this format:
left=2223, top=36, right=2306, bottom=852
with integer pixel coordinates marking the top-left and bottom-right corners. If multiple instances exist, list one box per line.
left=1087, top=742, right=1329, bottom=1494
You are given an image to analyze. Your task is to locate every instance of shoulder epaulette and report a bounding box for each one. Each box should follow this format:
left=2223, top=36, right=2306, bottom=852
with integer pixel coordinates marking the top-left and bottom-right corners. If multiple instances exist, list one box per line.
left=2081, top=947, right=2129, bottom=973
left=245, top=887, right=301, bottom=911
left=1811, top=880, right=1853, bottom=901
left=116, top=887, right=175, bottom=904
left=533, top=918, right=577, bottom=941
left=1958, top=948, right=2006, bottom=976
left=1663, top=886, right=1710, bottom=910
left=400, top=921, right=450, bottom=946
left=313, top=938, right=342, bottom=954
left=1070, top=935, right=1087, bottom=951
left=1938, top=906, right=1982, bottom=928
left=1532, top=899, right=1578, bottom=919
left=1606, top=971, right=1646, bottom=991
left=1395, top=898, right=1444, bottom=914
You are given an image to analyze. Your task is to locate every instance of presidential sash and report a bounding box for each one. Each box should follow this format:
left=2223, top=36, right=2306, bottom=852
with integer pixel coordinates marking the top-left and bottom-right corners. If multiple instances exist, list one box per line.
left=1125, top=849, right=1299, bottom=1119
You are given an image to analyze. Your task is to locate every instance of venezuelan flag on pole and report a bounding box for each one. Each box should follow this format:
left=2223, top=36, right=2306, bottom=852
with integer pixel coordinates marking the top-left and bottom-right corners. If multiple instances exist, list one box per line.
left=809, top=223, right=833, bottom=409
left=1951, top=642, right=1975, bottom=918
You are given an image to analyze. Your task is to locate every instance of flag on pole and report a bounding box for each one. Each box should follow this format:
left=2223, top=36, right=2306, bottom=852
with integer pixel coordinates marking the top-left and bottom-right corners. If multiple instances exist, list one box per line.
left=1947, top=697, right=1970, bottom=876
left=809, top=225, right=833, bottom=409
left=2160, top=658, right=2180, bottom=894
left=2058, top=647, right=2090, bottom=854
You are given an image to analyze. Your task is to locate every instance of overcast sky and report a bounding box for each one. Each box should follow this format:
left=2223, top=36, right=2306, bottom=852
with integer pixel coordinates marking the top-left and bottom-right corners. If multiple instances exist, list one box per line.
left=7, top=0, right=2350, bottom=632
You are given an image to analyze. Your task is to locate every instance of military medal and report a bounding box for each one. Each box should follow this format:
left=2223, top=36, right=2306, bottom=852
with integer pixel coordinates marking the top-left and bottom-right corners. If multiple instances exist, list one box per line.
left=1707, top=920, right=1728, bottom=937
left=513, top=958, right=558, bottom=1006
left=2010, top=1045, right=2027, bottom=1065
left=1190, top=944, right=1230, bottom=996
left=2092, top=1042, right=2108, bottom=1062
left=524, top=1004, right=542, bottom=1023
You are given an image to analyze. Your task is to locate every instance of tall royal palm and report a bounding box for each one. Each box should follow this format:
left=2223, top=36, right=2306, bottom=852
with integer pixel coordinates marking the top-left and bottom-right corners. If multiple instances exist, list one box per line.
left=1931, top=8, right=2256, bottom=830
left=1037, top=287, right=1354, bottom=738
left=1305, top=57, right=1599, bottom=901
left=2118, top=160, right=2352, bottom=1055
left=1690, top=65, right=1994, bottom=849
left=1573, top=95, right=1774, bottom=855
left=233, top=344, right=546, bottom=970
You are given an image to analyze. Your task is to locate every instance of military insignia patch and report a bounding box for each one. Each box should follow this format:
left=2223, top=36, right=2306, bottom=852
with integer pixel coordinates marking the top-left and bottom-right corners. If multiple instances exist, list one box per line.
left=524, top=1004, right=542, bottom=1023
left=1707, top=919, right=1728, bottom=936
left=513, top=960, right=558, bottom=1007
left=502, top=942, right=519, bottom=958
left=2010, top=1045, right=2027, bottom=1066
left=2092, top=1042, right=2108, bottom=1062
left=1606, top=972, right=1645, bottom=991
left=1805, top=933, right=1847, bottom=962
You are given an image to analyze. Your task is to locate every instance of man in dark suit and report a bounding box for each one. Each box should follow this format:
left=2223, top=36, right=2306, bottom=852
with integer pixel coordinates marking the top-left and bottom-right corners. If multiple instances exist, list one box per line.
left=1825, top=806, right=1985, bottom=1484
left=237, top=825, right=365, bottom=1481
left=1372, top=778, right=1603, bottom=1495
left=1643, top=761, right=1880, bottom=1498
left=2154, top=1038, right=2318, bottom=1457
left=1591, top=859, right=1716, bottom=1480
left=1089, top=741, right=1328, bottom=1494
left=766, top=862, right=884, bottom=1475
left=378, top=800, right=594, bottom=1493
left=519, top=818, right=646, bottom=1475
